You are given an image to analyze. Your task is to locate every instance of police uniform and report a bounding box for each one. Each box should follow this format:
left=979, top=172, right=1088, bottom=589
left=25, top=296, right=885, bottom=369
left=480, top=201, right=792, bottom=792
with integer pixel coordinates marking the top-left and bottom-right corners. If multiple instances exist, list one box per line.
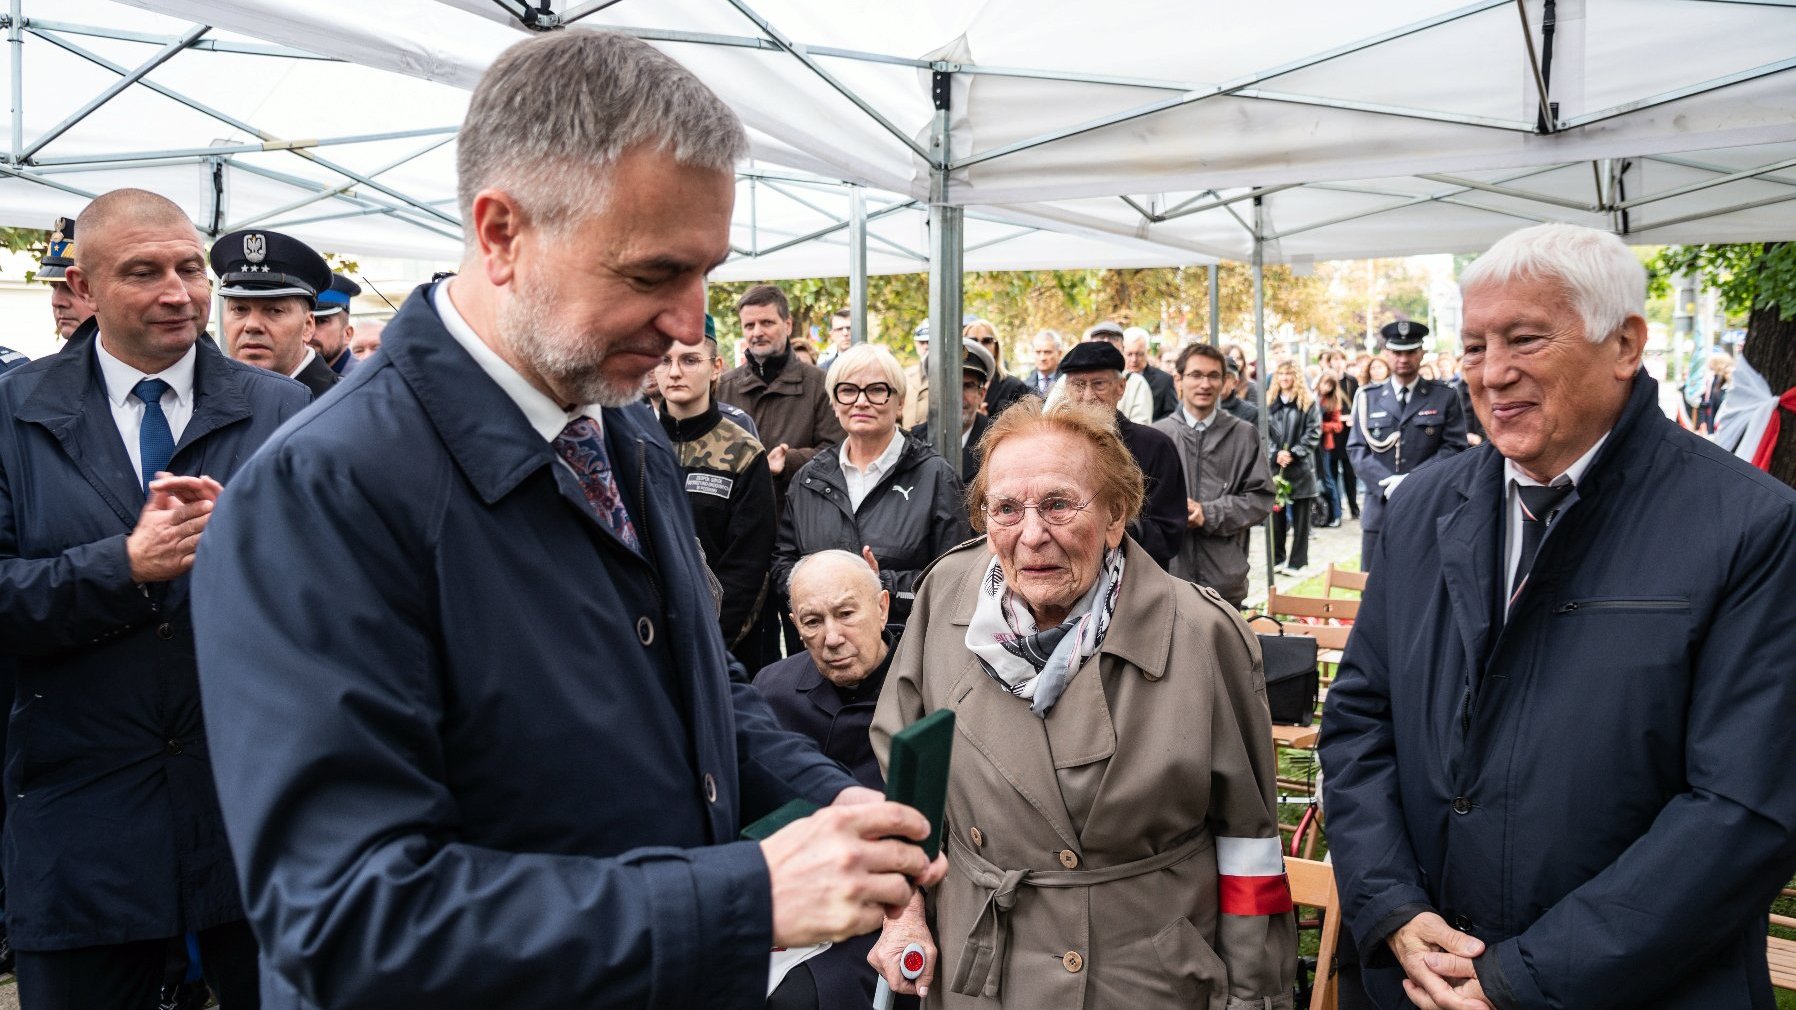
left=312, top=273, right=362, bottom=376
left=2, top=217, right=79, bottom=373
left=1346, top=321, right=1468, bottom=569
left=209, top=230, right=339, bottom=399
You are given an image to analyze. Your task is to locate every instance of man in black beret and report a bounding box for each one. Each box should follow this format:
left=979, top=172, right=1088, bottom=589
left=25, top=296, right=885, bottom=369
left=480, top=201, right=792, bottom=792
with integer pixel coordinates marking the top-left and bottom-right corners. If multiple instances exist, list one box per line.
left=309, top=274, right=362, bottom=377
left=1056, top=339, right=1186, bottom=570
left=210, top=229, right=338, bottom=399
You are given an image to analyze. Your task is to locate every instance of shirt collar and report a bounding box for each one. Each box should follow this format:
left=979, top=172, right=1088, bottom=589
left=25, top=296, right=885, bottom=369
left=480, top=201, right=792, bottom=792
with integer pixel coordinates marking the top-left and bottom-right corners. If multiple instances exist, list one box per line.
left=286, top=346, right=318, bottom=379
left=841, top=428, right=903, bottom=477
left=93, top=332, right=197, bottom=408
left=1181, top=404, right=1217, bottom=430
left=1504, top=431, right=1610, bottom=490
left=434, top=280, right=599, bottom=442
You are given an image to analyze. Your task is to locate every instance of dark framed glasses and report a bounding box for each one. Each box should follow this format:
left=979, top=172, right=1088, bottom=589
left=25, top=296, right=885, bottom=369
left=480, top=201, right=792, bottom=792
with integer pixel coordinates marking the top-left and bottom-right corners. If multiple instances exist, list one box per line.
left=833, top=382, right=895, bottom=405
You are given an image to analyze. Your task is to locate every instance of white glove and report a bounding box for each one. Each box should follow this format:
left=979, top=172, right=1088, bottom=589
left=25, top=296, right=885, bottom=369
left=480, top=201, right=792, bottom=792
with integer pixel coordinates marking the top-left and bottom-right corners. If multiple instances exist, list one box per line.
left=1378, top=474, right=1408, bottom=498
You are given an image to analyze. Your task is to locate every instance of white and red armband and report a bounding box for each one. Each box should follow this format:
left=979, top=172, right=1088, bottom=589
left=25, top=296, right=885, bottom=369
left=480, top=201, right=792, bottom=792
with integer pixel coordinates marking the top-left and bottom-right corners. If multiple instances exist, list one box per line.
left=1216, top=836, right=1294, bottom=916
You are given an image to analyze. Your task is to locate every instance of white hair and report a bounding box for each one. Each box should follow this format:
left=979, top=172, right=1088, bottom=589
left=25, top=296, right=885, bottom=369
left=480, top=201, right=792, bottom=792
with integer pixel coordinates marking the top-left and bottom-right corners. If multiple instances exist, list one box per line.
left=457, top=31, right=747, bottom=238
left=1032, top=329, right=1065, bottom=350
left=1458, top=223, right=1645, bottom=344
left=789, top=549, right=881, bottom=598
left=1122, top=326, right=1152, bottom=349
left=824, top=343, right=906, bottom=400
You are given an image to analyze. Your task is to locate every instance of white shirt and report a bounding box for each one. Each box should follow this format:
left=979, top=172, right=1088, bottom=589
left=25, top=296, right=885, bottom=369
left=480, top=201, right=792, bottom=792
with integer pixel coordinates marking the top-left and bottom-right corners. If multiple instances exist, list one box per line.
left=434, top=281, right=599, bottom=443
left=287, top=346, right=320, bottom=380
left=1503, top=432, right=1609, bottom=598
left=1181, top=405, right=1217, bottom=432
left=94, top=334, right=197, bottom=479
left=840, top=429, right=903, bottom=511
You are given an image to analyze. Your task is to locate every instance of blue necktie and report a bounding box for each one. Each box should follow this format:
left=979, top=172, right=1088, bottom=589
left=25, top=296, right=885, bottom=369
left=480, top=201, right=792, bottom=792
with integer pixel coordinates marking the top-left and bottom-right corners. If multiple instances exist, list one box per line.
left=134, top=377, right=174, bottom=497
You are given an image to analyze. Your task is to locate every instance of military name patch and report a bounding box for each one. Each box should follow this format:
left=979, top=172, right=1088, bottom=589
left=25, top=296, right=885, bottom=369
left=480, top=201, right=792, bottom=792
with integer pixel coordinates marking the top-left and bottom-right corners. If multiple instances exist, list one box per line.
left=685, top=472, right=734, bottom=499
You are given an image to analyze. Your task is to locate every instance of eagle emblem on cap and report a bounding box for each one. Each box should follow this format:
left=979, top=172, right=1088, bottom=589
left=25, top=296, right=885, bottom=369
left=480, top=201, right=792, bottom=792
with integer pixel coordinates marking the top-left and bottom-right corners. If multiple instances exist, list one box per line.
left=244, top=234, right=267, bottom=264
left=1397, top=321, right=1410, bottom=337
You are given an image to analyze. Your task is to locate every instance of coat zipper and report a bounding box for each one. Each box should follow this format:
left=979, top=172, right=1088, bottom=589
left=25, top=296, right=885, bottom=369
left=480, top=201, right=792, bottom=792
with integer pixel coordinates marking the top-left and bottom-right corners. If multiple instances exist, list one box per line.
left=1556, top=599, right=1685, bottom=614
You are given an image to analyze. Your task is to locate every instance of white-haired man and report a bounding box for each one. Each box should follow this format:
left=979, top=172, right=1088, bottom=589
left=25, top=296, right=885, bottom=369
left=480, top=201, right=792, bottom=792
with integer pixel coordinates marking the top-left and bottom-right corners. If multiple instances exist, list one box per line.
left=1321, top=224, right=1796, bottom=1010
left=191, top=31, right=943, bottom=1009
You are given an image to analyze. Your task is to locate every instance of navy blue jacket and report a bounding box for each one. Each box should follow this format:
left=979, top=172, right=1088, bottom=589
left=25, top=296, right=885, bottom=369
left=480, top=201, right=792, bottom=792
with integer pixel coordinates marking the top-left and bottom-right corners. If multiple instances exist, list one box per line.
left=0, top=324, right=309, bottom=949
left=1345, top=377, right=1468, bottom=533
left=1321, top=372, right=1796, bottom=1010
left=191, top=284, right=857, bottom=1010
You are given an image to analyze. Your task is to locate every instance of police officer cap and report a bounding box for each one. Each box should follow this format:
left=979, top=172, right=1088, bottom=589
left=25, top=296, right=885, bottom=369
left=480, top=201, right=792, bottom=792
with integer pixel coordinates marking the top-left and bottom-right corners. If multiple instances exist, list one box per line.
left=1058, top=340, right=1126, bottom=375
left=210, top=229, right=331, bottom=303
left=313, top=273, right=362, bottom=318
left=960, top=338, right=994, bottom=384
left=913, top=320, right=930, bottom=342
left=39, top=215, right=76, bottom=283
left=704, top=313, right=717, bottom=342
left=1380, top=319, right=1429, bottom=351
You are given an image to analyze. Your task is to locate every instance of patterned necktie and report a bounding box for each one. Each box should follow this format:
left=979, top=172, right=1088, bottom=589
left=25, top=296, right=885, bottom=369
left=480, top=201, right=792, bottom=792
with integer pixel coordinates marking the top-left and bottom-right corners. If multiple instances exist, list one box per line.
left=1509, top=483, right=1574, bottom=610
left=553, top=416, right=640, bottom=551
left=134, top=377, right=174, bottom=498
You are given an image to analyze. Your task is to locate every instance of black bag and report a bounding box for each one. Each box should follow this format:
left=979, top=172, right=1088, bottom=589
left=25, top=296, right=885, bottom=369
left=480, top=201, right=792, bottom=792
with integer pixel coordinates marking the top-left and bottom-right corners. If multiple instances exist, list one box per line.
left=1247, top=616, right=1319, bottom=726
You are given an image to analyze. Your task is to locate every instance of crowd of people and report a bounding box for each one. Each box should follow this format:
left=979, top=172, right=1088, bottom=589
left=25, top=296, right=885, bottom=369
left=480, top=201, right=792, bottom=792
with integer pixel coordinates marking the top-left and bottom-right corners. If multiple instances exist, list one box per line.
left=0, top=26, right=1793, bottom=1010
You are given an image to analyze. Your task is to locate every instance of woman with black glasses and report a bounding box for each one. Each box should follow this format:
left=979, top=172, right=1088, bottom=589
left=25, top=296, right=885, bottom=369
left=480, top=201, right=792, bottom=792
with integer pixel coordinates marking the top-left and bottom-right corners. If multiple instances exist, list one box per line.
left=771, top=343, right=973, bottom=626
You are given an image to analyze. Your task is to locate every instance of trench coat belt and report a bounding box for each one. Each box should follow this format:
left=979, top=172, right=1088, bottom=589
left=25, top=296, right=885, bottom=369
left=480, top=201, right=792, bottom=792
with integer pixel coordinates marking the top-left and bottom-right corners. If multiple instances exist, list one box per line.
left=946, top=827, right=1216, bottom=998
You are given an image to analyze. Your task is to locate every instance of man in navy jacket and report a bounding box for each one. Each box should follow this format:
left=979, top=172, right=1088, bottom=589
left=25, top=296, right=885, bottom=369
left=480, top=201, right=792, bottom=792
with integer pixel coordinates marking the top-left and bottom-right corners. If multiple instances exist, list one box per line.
left=1321, top=224, right=1796, bottom=1010
left=190, top=32, right=942, bottom=1010
left=0, top=189, right=309, bottom=1009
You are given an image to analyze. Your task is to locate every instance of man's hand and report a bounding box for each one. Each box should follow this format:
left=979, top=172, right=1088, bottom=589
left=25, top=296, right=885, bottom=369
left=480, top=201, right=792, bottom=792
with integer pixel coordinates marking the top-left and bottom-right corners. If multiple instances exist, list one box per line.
left=869, top=891, right=937, bottom=998
left=1277, top=449, right=1294, bottom=468
left=860, top=545, right=881, bottom=575
left=126, top=474, right=220, bottom=583
left=1387, top=911, right=1488, bottom=1010
left=762, top=802, right=948, bottom=948
left=767, top=443, right=790, bottom=476
left=1186, top=498, right=1205, bottom=529
left=1379, top=473, right=1408, bottom=499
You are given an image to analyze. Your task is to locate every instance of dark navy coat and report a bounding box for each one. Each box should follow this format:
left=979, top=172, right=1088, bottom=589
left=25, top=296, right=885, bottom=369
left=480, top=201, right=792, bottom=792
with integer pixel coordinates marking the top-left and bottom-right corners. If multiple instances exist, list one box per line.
left=0, top=324, right=308, bottom=950
left=1321, top=373, right=1796, bottom=1010
left=1345, top=376, right=1467, bottom=534
left=191, top=284, right=858, bottom=1010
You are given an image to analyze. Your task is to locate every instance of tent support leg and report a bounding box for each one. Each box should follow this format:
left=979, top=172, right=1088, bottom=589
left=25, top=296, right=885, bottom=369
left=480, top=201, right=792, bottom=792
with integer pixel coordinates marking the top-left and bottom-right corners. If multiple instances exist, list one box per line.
left=1253, top=196, right=1276, bottom=588
left=1208, top=263, right=1220, bottom=344
left=849, top=185, right=868, bottom=344
left=925, top=71, right=964, bottom=474
left=9, top=0, right=22, bottom=161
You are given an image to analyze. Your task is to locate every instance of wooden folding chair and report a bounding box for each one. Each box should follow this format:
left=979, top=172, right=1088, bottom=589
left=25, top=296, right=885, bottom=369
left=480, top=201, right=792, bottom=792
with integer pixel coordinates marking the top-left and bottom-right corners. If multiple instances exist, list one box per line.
left=1324, top=563, right=1367, bottom=596
left=1286, top=857, right=1340, bottom=1010
left=1772, top=888, right=1796, bottom=992
left=1267, top=587, right=1361, bottom=624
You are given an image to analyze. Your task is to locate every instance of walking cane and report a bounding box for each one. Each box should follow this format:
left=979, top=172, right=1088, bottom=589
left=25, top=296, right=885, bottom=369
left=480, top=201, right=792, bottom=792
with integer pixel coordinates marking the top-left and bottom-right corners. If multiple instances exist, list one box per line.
left=872, top=943, right=926, bottom=1010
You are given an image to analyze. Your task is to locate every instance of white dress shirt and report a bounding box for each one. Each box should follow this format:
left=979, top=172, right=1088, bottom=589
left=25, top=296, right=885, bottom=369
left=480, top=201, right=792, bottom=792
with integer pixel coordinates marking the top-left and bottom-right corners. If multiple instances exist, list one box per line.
left=1181, top=404, right=1217, bottom=432
left=434, top=281, right=600, bottom=443
left=94, top=334, right=197, bottom=479
left=840, top=429, right=903, bottom=511
left=287, top=346, right=320, bottom=380
left=1503, top=432, right=1609, bottom=598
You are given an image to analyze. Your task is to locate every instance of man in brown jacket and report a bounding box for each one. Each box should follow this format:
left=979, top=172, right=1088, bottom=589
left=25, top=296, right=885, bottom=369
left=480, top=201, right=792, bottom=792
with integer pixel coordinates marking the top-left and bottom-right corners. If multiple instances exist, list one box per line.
left=716, top=284, right=844, bottom=501
left=1152, top=343, right=1276, bottom=608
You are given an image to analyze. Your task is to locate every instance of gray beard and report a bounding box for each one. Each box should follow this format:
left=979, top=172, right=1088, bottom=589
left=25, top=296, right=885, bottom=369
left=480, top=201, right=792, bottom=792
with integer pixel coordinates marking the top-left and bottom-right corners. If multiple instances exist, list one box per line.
left=499, top=279, right=645, bottom=409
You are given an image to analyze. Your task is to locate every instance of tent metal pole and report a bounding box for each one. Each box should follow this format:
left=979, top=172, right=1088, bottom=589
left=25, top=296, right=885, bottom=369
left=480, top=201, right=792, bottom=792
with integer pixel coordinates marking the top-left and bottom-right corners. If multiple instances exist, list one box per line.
left=964, top=226, right=1038, bottom=254
left=9, top=0, right=22, bottom=161
left=0, top=163, right=98, bottom=199
left=1230, top=88, right=1533, bottom=132
left=1557, top=55, right=1796, bottom=130
left=1646, top=152, right=1796, bottom=190
left=1414, top=172, right=1595, bottom=212
left=1252, top=195, right=1275, bottom=587
left=223, top=135, right=458, bottom=232
left=1208, top=264, right=1219, bottom=344
left=1627, top=189, right=1796, bottom=233
left=925, top=71, right=964, bottom=475
left=733, top=199, right=916, bottom=258
left=1513, top=0, right=1556, bottom=132
left=1158, top=184, right=1300, bottom=223
left=28, top=27, right=461, bottom=226
left=266, top=197, right=460, bottom=230
left=32, top=126, right=459, bottom=166
left=560, top=0, right=632, bottom=24
left=23, top=19, right=334, bottom=60
left=19, top=24, right=207, bottom=162
left=849, top=185, right=868, bottom=345
left=1612, top=154, right=1796, bottom=211
left=227, top=160, right=464, bottom=242
left=748, top=176, right=758, bottom=255
left=1268, top=164, right=1565, bottom=240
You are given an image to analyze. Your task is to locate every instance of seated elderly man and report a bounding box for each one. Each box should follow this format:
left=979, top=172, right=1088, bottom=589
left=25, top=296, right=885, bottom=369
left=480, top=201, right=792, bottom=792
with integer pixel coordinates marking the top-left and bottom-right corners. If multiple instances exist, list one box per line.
left=758, top=549, right=905, bottom=1010
left=1321, top=223, right=1796, bottom=1010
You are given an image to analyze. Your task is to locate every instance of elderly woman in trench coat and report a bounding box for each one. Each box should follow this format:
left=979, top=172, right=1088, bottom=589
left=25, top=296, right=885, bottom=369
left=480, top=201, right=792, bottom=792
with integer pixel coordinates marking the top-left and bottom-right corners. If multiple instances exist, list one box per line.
left=869, top=399, right=1296, bottom=1009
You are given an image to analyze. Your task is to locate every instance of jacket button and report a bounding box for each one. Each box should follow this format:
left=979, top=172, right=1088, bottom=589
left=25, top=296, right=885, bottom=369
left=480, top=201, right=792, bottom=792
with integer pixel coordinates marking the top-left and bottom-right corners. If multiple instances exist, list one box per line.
left=703, top=773, right=717, bottom=804
left=1452, top=796, right=1472, bottom=815
left=636, top=617, right=655, bottom=646
left=969, top=826, right=984, bottom=847
left=1058, top=849, right=1080, bottom=869
left=165, top=738, right=183, bottom=756
left=1062, top=951, right=1083, bottom=973
left=1455, top=914, right=1473, bottom=931
left=156, top=622, right=173, bottom=640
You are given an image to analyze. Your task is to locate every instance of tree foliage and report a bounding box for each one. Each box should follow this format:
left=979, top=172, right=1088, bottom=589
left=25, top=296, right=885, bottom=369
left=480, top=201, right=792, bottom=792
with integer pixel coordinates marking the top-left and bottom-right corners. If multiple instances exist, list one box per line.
left=1645, top=242, right=1796, bottom=322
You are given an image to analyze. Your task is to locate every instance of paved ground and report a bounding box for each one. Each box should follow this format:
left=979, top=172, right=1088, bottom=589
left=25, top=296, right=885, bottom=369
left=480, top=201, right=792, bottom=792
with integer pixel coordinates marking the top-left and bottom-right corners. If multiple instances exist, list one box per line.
left=1242, top=508, right=1365, bottom=610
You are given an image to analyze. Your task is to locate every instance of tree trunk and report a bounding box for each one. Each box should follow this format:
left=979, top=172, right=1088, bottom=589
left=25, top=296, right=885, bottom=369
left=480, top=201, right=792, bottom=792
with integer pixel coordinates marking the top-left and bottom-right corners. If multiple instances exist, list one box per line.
left=1741, top=302, right=1796, bottom=489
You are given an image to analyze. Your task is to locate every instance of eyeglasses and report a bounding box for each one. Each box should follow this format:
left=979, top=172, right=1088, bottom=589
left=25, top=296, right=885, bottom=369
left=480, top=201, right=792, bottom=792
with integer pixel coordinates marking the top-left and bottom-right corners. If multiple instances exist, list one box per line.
left=658, top=352, right=711, bottom=371
left=1061, top=377, right=1116, bottom=396
left=833, top=382, right=895, bottom=405
left=1181, top=370, right=1224, bottom=384
left=984, top=494, right=1095, bottom=527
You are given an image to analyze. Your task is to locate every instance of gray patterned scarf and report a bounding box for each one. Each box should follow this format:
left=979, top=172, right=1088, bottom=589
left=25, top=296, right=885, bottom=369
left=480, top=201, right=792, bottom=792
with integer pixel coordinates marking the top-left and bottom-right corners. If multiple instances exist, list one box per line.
left=965, top=547, right=1125, bottom=717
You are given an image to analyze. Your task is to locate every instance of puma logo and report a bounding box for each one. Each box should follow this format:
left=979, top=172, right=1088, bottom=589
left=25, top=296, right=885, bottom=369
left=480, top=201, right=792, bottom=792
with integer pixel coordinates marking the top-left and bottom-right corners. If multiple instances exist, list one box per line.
left=894, top=485, right=915, bottom=501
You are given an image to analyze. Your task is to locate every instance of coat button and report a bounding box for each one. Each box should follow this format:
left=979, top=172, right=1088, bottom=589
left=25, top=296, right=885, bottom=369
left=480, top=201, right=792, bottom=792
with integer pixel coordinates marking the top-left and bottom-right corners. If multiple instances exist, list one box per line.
left=1061, top=951, right=1083, bottom=973
left=156, top=622, right=173, bottom=640
left=636, top=617, right=655, bottom=646
left=165, top=738, right=183, bottom=756
left=969, top=826, right=984, bottom=847
left=1454, top=914, right=1474, bottom=931
left=1452, top=796, right=1472, bottom=815
left=1058, top=849, right=1080, bottom=869
left=703, top=773, right=717, bottom=804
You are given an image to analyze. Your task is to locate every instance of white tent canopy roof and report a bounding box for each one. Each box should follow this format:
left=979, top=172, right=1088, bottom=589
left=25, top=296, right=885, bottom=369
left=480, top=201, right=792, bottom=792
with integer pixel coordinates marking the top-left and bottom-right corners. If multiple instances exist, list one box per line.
left=3, top=0, right=1793, bottom=274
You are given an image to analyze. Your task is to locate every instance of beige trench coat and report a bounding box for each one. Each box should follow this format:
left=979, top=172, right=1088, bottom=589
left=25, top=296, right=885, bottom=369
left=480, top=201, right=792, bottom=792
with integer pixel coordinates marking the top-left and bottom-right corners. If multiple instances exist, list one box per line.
left=873, top=536, right=1296, bottom=1010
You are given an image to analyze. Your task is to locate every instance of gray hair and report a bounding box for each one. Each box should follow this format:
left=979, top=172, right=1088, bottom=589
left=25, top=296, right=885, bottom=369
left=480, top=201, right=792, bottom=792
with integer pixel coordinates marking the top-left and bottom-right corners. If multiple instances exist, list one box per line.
left=824, top=343, right=906, bottom=401
left=1032, top=329, right=1064, bottom=350
left=456, top=31, right=748, bottom=237
left=789, top=549, right=881, bottom=599
left=1458, top=223, right=1645, bottom=344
